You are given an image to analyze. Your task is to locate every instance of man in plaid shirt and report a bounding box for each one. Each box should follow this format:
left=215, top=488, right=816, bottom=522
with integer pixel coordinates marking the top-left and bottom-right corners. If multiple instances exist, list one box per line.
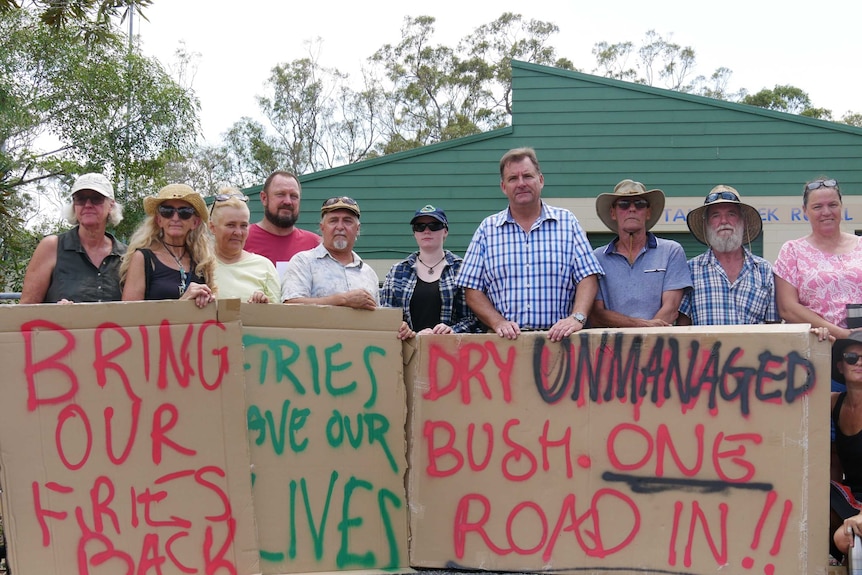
left=458, top=147, right=603, bottom=342
left=678, top=185, right=778, bottom=325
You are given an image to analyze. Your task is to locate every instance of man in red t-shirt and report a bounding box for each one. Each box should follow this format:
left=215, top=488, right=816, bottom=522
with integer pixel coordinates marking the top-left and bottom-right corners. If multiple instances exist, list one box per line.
left=245, top=170, right=321, bottom=275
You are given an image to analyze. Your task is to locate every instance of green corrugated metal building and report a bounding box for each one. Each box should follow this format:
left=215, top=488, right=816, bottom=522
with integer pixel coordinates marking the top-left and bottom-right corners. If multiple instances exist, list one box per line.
left=246, top=60, right=862, bottom=279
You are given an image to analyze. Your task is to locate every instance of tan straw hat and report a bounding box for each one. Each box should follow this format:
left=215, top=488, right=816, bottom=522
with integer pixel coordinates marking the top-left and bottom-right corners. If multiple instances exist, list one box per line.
left=595, top=179, right=665, bottom=233
left=686, top=185, right=762, bottom=245
left=143, top=184, right=209, bottom=223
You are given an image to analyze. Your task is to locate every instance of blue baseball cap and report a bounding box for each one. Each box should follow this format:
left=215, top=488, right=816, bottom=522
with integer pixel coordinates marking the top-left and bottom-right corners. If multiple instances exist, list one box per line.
left=411, top=204, right=448, bottom=226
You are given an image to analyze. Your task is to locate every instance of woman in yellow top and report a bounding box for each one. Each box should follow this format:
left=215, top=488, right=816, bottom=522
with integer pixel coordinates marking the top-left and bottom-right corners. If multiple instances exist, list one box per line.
left=209, top=189, right=280, bottom=303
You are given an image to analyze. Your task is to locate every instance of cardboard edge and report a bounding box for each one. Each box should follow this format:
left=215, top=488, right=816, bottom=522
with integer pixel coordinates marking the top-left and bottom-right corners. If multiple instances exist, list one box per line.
left=239, top=302, right=402, bottom=331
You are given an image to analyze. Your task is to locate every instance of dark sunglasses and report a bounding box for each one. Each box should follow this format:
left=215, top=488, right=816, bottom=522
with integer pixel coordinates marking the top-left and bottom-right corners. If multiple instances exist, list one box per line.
left=322, top=196, right=358, bottom=207
left=614, top=198, right=649, bottom=210
left=73, top=194, right=107, bottom=206
left=806, top=179, right=838, bottom=191
left=158, top=205, right=197, bottom=220
left=844, top=352, right=862, bottom=366
left=412, top=222, right=446, bottom=232
left=705, top=191, right=740, bottom=204
left=210, top=193, right=249, bottom=215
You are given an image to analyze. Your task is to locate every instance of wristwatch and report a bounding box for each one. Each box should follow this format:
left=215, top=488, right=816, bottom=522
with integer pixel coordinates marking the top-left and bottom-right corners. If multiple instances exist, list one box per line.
left=572, top=312, right=587, bottom=325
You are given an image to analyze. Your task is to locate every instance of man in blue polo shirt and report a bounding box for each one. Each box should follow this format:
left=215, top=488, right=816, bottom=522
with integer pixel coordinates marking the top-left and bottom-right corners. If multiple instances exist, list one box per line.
left=591, top=179, right=692, bottom=327
left=457, top=147, right=603, bottom=341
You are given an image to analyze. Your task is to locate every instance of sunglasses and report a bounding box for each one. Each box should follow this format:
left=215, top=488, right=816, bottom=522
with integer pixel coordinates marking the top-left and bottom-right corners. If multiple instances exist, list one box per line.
left=844, top=352, right=862, bottom=366
left=158, top=205, right=197, bottom=220
left=704, top=191, right=740, bottom=204
left=614, top=198, right=649, bottom=210
left=73, top=194, right=107, bottom=206
left=322, top=196, right=358, bottom=207
left=806, top=179, right=839, bottom=191
left=210, top=193, right=249, bottom=215
left=412, top=222, right=446, bottom=232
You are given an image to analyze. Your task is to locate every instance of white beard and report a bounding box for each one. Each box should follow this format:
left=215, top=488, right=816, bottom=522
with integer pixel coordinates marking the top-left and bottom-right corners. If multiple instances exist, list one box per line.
left=333, top=237, right=349, bottom=250
left=706, top=223, right=744, bottom=253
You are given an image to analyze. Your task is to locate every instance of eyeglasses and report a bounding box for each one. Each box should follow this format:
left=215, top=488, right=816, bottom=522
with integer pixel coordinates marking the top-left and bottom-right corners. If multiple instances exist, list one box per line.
left=704, top=191, right=740, bottom=204
left=73, top=194, right=107, bottom=206
left=210, top=193, right=249, bottom=215
left=158, top=205, right=197, bottom=220
left=614, top=199, right=649, bottom=210
left=844, top=352, right=862, bottom=366
left=322, top=196, right=358, bottom=207
left=806, top=179, right=839, bottom=191
left=412, top=222, right=446, bottom=232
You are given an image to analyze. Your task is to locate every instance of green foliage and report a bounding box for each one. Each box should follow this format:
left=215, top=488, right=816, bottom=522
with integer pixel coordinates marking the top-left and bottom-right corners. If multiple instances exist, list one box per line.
left=592, top=30, right=701, bottom=92
left=842, top=113, right=862, bottom=128
left=1, top=2, right=199, bottom=288
left=0, top=0, right=152, bottom=43
left=741, top=85, right=832, bottom=120
left=199, top=12, right=569, bottom=173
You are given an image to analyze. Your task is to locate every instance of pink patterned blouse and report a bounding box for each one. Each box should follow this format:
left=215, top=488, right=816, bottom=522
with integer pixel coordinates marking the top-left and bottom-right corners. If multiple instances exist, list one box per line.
left=773, top=236, right=862, bottom=328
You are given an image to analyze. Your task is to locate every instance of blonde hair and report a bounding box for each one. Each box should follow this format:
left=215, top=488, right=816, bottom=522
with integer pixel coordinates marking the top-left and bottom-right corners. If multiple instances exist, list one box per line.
left=120, top=211, right=218, bottom=294
left=210, top=187, right=250, bottom=224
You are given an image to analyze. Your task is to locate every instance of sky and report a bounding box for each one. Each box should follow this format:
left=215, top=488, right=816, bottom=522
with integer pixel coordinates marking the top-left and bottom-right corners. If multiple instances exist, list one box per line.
left=137, top=0, right=861, bottom=144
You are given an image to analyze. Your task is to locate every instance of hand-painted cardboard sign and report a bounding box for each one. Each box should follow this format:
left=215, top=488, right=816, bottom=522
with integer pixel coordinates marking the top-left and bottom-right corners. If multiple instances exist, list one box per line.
left=405, top=325, right=829, bottom=575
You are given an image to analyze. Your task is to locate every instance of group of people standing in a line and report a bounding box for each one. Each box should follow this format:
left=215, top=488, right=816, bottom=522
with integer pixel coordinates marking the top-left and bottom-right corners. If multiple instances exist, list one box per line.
left=15, top=147, right=862, bottom=564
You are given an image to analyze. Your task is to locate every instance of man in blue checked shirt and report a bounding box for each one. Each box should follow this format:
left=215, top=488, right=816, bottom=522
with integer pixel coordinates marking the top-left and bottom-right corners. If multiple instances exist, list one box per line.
left=457, top=147, right=603, bottom=341
left=677, top=185, right=778, bottom=326
left=591, top=179, right=692, bottom=327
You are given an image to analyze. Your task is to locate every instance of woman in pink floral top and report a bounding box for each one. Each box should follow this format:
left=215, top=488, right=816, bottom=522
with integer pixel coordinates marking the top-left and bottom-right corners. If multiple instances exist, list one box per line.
left=774, top=177, right=862, bottom=340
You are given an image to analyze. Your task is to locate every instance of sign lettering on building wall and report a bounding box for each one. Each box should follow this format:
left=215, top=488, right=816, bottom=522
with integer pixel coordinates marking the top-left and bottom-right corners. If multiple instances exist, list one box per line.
left=661, top=207, right=854, bottom=224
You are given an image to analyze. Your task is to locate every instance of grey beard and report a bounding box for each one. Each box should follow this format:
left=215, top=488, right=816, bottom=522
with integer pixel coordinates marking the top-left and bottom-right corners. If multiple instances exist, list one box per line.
left=333, top=237, right=349, bottom=250
left=264, top=207, right=298, bottom=228
left=707, top=225, right=744, bottom=253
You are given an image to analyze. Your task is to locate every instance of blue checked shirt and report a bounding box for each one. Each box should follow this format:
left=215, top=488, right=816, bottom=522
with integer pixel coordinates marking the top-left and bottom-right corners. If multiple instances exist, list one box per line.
left=679, top=248, right=779, bottom=325
left=457, top=202, right=604, bottom=330
left=380, top=251, right=480, bottom=333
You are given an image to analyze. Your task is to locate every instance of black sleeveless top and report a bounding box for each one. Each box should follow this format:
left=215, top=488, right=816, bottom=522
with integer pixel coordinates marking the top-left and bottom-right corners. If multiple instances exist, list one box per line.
left=44, top=227, right=126, bottom=302
left=140, top=248, right=206, bottom=300
left=833, top=391, right=862, bottom=493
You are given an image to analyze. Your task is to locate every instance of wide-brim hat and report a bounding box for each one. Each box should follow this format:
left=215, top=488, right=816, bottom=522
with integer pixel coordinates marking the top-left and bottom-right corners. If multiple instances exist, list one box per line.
left=832, top=332, right=862, bottom=383
left=595, top=179, right=665, bottom=233
left=411, top=204, right=448, bottom=226
left=143, top=184, right=208, bottom=223
left=687, top=185, right=762, bottom=246
left=71, top=173, right=114, bottom=200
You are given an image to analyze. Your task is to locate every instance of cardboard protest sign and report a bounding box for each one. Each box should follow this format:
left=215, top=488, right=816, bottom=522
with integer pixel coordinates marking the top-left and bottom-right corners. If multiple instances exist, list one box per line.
left=406, top=325, right=830, bottom=574
left=0, top=300, right=259, bottom=575
left=239, top=304, right=408, bottom=574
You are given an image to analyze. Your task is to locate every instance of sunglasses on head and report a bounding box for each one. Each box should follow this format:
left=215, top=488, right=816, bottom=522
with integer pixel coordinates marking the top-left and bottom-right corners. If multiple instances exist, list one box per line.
left=614, top=198, right=649, bottom=210
left=322, top=196, right=358, bottom=207
left=412, top=222, right=446, bottom=232
left=210, top=193, right=249, bottom=215
left=705, top=191, right=740, bottom=204
left=73, top=193, right=107, bottom=206
left=844, top=352, right=862, bottom=366
left=158, top=204, right=197, bottom=220
left=806, top=179, right=839, bottom=191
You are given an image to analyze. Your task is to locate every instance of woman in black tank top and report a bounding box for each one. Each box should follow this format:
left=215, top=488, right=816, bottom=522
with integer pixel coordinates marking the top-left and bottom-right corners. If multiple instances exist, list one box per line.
left=830, top=332, right=862, bottom=558
left=120, top=184, right=217, bottom=308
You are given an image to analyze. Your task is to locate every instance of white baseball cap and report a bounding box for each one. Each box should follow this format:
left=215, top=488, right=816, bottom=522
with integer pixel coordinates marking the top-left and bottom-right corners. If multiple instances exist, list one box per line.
left=70, top=173, right=114, bottom=200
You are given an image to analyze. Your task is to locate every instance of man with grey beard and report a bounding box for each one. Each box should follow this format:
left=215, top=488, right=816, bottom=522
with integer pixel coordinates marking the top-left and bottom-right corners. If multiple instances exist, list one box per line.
left=280, top=196, right=379, bottom=310
left=678, top=185, right=778, bottom=325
